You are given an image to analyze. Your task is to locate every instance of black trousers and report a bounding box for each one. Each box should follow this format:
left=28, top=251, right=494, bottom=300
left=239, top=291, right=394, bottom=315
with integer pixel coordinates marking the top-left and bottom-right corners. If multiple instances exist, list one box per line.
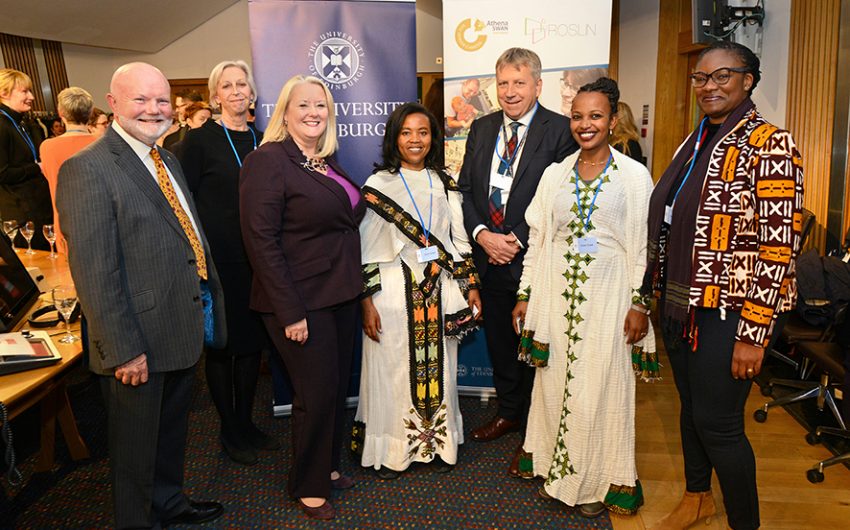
left=262, top=299, right=357, bottom=499
left=100, top=365, right=196, bottom=529
left=480, top=265, right=535, bottom=424
left=663, top=308, right=759, bottom=530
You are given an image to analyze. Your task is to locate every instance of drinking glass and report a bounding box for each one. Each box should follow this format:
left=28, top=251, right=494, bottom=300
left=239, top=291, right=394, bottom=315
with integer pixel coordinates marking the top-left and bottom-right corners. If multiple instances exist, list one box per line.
left=52, top=284, right=79, bottom=344
left=20, top=221, right=35, bottom=255
left=43, top=224, right=57, bottom=259
left=3, top=219, right=18, bottom=250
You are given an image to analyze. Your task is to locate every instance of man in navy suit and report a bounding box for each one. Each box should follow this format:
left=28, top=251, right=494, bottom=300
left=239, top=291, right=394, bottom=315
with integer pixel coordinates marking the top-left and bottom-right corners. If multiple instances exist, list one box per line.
left=458, top=48, right=578, bottom=472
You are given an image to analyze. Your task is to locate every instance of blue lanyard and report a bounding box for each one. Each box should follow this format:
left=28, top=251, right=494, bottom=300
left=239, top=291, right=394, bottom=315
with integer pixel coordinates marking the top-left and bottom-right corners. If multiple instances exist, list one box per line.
left=0, top=109, right=38, bottom=162
left=220, top=121, right=257, bottom=168
left=399, top=168, right=433, bottom=244
left=671, top=117, right=708, bottom=206
left=493, top=103, right=539, bottom=175
left=573, top=153, right=612, bottom=232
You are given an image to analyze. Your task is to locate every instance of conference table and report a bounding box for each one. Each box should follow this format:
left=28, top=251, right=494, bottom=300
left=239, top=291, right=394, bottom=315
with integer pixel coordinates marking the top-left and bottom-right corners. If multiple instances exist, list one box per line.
left=0, top=250, right=88, bottom=472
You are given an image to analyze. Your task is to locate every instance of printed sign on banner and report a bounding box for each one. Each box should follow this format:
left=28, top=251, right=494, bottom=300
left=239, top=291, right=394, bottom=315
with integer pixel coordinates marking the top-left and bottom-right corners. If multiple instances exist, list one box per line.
left=443, top=0, right=612, bottom=394
left=248, top=0, right=417, bottom=186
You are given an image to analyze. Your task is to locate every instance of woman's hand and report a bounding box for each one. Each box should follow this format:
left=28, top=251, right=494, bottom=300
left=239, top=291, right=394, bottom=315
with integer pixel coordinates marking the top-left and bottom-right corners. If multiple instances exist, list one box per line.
left=361, top=296, right=382, bottom=343
left=467, top=289, right=483, bottom=321
left=731, top=341, right=764, bottom=380
left=624, top=308, right=649, bottom=345
left=512, top=301, right=528, bottom=335
left=284, top=318, right=309, bottom=344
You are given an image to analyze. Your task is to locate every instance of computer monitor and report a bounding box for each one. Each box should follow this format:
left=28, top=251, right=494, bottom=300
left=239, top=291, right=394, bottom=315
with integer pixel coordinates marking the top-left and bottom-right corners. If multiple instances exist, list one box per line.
left=0, top=234, right=40, bottom=332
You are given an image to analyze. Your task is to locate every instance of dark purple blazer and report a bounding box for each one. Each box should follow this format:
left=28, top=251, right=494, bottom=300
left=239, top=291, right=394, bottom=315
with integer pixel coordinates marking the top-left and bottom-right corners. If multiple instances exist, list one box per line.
left=239, top=137, right=365, bottom=327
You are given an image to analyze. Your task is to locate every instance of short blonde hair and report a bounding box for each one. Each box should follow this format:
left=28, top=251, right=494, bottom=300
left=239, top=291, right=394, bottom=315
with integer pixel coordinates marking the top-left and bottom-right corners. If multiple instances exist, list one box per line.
left=0, top=68, right=33, bottom=100
left=208, top=60, right=257, bottom=110
left=57, top=87, right=94, bottom=125
left=495, top=48, right=542, bottom=81
left=261, top=75, right=337, bottom=158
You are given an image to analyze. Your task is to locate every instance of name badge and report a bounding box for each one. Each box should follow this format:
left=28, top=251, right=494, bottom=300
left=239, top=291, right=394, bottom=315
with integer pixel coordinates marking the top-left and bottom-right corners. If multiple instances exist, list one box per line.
left=664, top=205, right=673, bottom=225
left=490, top=171, right=513, bottom=191
left=577, top=236, right=598, bottom=254
left=417, top=245, right=439, bottom=263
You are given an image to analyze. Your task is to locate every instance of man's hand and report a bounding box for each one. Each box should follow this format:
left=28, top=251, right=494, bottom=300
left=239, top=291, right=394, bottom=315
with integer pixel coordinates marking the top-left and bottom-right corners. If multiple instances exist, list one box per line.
left=477, top=230, right=520, bottom=265
left=114, top=353, right=149, bottom=386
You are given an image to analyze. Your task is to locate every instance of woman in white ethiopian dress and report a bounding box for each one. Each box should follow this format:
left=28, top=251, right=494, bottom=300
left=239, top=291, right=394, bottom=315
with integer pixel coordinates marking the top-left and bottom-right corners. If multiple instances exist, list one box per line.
left=353, top=103, right=481, bottom=479
left=512, top=78, right=658, bottom=517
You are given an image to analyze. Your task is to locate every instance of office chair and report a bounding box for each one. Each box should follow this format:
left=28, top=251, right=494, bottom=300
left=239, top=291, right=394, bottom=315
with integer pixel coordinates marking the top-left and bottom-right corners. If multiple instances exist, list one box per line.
left=754, top=305, right=847, bottom=424
left=799, top=341, right=849, bottom=483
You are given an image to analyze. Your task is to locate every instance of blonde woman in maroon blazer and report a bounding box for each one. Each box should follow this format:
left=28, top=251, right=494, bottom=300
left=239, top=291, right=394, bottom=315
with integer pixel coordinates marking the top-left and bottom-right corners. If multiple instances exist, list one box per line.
left=239, top=75, right=365, bottom=521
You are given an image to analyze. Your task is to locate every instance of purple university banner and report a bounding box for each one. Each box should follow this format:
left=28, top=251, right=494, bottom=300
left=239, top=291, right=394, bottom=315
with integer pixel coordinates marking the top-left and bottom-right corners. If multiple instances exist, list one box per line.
left=248, top=0, right=417, bottom=185
left=248, top=0, right=417, bottom=415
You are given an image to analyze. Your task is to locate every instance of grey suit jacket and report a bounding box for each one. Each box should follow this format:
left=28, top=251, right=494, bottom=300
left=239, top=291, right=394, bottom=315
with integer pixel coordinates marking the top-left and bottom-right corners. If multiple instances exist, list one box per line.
left=56, top=127, right=226, bottom=376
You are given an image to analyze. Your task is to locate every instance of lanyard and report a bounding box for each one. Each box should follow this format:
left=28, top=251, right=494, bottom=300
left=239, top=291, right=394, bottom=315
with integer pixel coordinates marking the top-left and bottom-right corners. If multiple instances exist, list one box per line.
left=573, top=153, right=612, bottom=232
left=0, top=109, right=39, bottom=162
left=671, top=117, right=708, bottom=206
left=493, top=103, right=539, bottom=176
left=220, top=121, right=257, bottom=168
left=399, top=168, right=433, bottom=245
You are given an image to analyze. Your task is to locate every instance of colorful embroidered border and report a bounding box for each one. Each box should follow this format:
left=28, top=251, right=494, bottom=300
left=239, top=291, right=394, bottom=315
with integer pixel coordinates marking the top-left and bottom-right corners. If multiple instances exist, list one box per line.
left=604, top=481, right=645, bottom=515
left=632, top=345, right=661, bottom=382
left=452, top=256, right=480, bottom=289
left=518, top=329, right=550, bottom=367
left=362, top=263, right=381, bottom=297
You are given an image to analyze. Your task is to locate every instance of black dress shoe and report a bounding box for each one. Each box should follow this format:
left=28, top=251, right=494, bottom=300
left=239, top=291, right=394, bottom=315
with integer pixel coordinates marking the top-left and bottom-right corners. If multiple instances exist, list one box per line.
left=376, top=466, right=400, bottom=480
left=221, top=435, right=258, bottom=466
left=162, top=500, right=223, bottom=527
left=433, top=456, right=453, bottom=474
left=243, top=425, right=281, bottom=451
left=578, top=501, right=606, bottom=518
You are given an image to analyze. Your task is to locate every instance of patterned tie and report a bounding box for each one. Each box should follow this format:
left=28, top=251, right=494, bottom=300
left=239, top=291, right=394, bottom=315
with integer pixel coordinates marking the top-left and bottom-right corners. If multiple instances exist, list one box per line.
left=489, top=121, right=521, bottom=229
left=150, top=148, right=208, bottom=280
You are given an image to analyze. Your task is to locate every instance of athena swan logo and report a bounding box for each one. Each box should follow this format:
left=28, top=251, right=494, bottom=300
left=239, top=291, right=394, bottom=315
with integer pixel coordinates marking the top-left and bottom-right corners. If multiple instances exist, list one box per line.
left=455, top=18, right=487, bottom=52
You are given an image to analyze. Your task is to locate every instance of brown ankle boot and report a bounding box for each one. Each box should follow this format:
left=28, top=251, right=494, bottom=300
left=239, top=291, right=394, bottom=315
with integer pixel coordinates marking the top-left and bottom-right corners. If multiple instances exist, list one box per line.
left=650, top=490, right=716, bottom=529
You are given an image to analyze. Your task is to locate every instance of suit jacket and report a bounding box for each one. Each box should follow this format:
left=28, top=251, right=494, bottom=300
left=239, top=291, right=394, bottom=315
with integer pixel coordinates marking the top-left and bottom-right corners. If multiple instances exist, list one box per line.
left=458, top=104, right=577, bottom=281
left=56, top=127, right=226, bottom=376
left=239, top=137, right=366, bottom=328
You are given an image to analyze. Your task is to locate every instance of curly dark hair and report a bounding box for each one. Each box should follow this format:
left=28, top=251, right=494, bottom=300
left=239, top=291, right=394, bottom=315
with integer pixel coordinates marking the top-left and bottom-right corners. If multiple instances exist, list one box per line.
left=698, top=40, right=761, bottom=94
left=374, top=102, right=445, bottom=173
left=576, top=77, right=620, bottom=115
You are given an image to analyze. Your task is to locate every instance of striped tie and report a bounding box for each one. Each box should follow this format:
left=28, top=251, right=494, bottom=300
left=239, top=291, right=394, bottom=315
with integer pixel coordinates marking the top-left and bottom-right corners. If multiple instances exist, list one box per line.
left=149, top=148, right=208, bottom=280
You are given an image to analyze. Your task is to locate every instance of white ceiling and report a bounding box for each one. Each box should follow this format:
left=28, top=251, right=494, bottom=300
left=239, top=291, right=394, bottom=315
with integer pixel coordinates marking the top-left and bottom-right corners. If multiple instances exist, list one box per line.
left=0, top=0, right=239, bottom=52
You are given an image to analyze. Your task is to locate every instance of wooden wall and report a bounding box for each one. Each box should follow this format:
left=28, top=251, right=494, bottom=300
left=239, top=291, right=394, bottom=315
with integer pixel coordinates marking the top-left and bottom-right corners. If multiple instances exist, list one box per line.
left=0, top=33, right=69, bottom=112
left=785, top=0, right=841, bottom=251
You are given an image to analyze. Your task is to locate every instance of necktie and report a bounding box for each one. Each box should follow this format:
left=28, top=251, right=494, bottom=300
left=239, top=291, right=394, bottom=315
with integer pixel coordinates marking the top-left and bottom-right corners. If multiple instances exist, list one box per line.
left=150, top=148, right=208, bottom=280
left=489, top=121, right=521, bottom=229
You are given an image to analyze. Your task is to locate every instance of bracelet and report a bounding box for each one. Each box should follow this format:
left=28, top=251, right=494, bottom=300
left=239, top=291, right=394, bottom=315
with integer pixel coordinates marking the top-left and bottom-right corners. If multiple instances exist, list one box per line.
left=630, top=304, right=650, bottom=315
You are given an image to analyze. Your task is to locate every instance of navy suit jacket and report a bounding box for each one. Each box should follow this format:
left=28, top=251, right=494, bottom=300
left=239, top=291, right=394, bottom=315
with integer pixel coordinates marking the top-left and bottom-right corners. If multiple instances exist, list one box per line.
left=458, top=104, right=577, bottom=281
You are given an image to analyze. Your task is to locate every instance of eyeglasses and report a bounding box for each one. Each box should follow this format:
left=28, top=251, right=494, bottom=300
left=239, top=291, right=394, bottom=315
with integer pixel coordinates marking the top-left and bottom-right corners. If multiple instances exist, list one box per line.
left=690, top=67, right=750, bottom=88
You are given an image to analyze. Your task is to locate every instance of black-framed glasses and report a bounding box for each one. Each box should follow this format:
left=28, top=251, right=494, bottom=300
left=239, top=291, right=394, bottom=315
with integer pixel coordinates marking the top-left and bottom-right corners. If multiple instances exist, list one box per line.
left=690, top=67, right=750, bottom=88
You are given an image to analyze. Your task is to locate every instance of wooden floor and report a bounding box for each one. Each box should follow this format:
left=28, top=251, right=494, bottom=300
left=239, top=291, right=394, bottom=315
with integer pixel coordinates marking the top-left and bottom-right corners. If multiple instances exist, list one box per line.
left=609, top=361, right=850, bottom=530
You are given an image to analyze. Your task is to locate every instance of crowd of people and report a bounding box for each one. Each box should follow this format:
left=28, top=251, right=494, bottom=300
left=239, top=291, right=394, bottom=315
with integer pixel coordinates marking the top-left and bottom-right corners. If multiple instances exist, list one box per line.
left=0, top=37, right=805, bottom=530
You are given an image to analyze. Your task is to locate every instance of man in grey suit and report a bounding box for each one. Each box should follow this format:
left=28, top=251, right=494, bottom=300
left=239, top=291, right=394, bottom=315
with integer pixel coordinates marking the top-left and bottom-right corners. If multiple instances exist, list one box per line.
left=57, top=62, right=226, bottom=529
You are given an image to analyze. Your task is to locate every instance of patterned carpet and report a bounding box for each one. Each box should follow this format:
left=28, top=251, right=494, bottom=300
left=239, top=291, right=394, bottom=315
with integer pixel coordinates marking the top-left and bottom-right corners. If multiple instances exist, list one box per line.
left=2, top=360, right=616, bottom=529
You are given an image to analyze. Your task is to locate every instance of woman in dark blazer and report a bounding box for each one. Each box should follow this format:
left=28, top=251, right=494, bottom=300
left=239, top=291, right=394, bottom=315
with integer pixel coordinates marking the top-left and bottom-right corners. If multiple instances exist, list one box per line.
left=176, top=60, right=275, bottom=466
left=0, top=68, right=52, bottom=249
left=239, top=75, right=364, bottom=521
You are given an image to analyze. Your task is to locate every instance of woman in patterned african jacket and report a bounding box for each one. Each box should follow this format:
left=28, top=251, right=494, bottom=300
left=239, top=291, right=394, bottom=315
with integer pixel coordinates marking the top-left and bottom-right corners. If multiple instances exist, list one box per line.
left=511, top=77, right=658, bottom=519
left=352, top=103, right=482, bottom=480
left=644, top=41, right=804, bottom=530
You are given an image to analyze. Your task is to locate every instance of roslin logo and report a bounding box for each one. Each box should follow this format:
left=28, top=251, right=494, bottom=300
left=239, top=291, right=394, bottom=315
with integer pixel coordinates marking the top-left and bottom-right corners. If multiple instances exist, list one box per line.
left=455, top=18, right=487, bottom=52
left=308, top=32, right=365, bottom=89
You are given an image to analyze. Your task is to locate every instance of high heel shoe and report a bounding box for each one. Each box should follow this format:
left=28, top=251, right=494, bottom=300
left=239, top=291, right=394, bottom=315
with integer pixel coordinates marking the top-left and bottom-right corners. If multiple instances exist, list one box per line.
left=650, top=490, right=716, bottom=529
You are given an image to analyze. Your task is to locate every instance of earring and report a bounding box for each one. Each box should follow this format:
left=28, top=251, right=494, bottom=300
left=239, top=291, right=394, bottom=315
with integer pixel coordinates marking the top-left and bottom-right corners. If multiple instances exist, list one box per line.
left=609, top=128, right=613, bottom=135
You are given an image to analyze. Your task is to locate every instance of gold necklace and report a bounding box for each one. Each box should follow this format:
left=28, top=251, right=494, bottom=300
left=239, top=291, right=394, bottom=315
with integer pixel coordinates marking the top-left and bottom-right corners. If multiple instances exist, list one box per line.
left=577, top=157, right=608, bottom=166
